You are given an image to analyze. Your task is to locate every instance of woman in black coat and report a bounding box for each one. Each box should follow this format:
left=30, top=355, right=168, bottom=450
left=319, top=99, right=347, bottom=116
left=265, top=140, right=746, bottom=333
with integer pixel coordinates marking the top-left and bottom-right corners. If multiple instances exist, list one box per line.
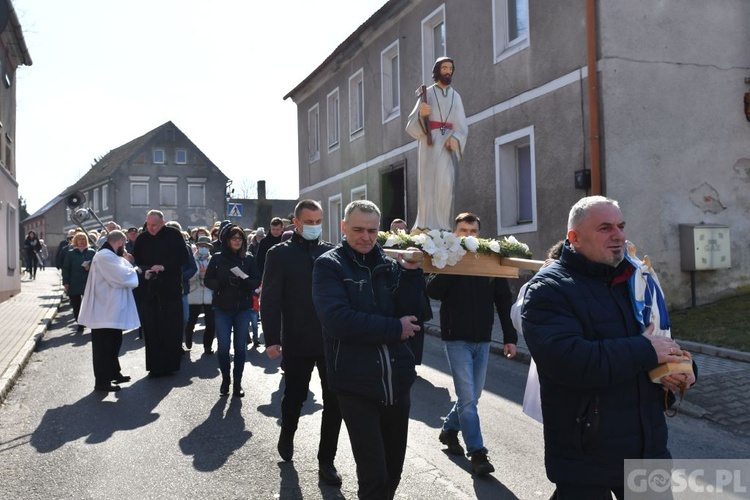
left=204, top=224, right=261, bottom=397
left=23, top=231, right=42, bottom=279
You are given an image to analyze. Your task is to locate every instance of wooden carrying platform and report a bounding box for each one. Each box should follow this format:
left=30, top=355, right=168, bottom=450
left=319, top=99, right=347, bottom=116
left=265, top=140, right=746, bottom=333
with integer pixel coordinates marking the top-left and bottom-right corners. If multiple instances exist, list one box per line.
left=383, top=249, right=543, bottom=278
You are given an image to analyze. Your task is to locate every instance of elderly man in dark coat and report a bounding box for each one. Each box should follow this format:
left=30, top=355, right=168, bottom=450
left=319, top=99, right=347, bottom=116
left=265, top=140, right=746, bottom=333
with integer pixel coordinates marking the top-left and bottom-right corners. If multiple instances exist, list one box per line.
left=133, top=210, right=189, bottom=377
left=522, top=196, right=695, bottom=498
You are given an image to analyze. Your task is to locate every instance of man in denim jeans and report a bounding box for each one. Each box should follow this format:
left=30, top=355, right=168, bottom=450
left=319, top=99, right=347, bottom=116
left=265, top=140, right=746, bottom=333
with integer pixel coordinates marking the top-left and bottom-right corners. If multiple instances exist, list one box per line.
left=426, top=212, right=517, bottom=476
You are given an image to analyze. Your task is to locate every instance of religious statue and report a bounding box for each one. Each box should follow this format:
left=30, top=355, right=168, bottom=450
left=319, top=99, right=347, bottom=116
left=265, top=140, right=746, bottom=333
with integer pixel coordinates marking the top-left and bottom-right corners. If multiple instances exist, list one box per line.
left=406, top=56, right=468, bottom=231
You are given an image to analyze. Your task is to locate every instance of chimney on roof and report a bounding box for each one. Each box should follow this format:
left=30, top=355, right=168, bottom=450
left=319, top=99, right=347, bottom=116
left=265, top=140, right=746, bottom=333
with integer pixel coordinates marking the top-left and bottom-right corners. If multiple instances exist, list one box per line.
left=258, top=180, right=266, bottom=200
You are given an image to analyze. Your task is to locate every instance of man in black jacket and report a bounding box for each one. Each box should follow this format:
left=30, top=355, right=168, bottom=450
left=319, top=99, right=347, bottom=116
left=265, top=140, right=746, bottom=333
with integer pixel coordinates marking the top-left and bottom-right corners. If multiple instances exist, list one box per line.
left=522, top=196, right=695, bottom=498
left=312, top=200, right=427, bottom=500
left=260, top=200, right=342, bottom=486
left=255, top=216, right=284, bottom=278
left=55, top=229, right=76, bottom=270
left=426, top=212, right=517, bottom=477
left=132, top=210, right=189, bottom=377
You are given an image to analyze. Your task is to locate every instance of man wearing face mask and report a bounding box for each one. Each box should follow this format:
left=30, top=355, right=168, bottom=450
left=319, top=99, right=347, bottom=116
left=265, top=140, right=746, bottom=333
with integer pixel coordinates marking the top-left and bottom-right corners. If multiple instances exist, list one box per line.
left=260, top=199, right=343, bottom=486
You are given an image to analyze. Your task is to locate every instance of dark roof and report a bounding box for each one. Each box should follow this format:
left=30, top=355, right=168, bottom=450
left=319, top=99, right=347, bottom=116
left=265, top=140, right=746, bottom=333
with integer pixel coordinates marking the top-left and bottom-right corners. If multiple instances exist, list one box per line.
left=22, top=194, right=66, bottom=222
left=283, top=0, right=404, bottom=101
left=66, top=121, right=171, bottom=193
left=29, top=121, right=226, bottom=219
left=6, top=2, right=33, bottom=66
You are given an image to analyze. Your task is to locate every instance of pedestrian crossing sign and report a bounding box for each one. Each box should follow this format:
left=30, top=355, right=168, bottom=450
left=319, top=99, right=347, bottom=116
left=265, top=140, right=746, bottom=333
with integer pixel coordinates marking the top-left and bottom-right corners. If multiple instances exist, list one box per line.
left=227, top=203, right=243, bottom=217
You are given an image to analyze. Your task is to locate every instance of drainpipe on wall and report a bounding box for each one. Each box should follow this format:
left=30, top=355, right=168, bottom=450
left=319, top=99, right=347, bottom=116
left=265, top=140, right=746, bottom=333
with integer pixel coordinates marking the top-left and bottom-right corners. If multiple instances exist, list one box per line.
left=586, top=0, right=602, bottom=195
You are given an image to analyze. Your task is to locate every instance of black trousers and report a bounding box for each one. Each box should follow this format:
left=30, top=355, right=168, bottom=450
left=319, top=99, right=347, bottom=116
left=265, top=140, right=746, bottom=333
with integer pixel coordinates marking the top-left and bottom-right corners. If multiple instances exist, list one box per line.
left=141, top=296, right=183, bottom=374
left=69, top=294, right=83, bottom=323
left=337, top=392, right=411, bottom=500
left=551, top=485, right=625, bottom=500
left=91, top=328, right=123, bottom=384
left=186, top=304, right=215, bottom=349
left=281, top=354, right=342, bottom=464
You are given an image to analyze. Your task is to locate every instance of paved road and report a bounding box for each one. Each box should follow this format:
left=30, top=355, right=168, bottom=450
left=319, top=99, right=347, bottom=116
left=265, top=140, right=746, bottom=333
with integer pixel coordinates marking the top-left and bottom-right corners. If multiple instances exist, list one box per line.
left=1, top=302, right=749, bottom=499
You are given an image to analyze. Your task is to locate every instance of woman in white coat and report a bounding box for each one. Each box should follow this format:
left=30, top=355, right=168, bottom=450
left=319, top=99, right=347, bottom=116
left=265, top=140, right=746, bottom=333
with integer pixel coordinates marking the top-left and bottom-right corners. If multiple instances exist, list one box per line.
left=78, top=230, right=140, bottom=392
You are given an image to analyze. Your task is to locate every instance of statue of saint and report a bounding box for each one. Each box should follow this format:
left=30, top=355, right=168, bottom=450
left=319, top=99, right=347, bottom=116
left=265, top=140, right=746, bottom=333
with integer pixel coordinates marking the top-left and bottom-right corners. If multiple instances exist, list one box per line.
left=406, top=56, right=468, bottom=231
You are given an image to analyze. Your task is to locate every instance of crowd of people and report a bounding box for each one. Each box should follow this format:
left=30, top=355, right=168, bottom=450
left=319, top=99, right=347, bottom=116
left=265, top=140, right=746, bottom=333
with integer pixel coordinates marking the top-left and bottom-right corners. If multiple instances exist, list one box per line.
left=47, top=193, right=698, bottom=499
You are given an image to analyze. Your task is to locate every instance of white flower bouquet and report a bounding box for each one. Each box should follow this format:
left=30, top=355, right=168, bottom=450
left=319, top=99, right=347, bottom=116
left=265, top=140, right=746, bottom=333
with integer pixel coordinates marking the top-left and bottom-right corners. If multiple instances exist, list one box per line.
left=378, top=229, right=532, bottom=270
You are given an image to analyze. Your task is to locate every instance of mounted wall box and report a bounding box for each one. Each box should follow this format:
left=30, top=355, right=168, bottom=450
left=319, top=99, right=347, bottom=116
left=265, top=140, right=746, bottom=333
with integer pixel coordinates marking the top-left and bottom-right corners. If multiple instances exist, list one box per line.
left=679, top=224, right=731, bottom=271
left=574, top=169, right=591, bottom=189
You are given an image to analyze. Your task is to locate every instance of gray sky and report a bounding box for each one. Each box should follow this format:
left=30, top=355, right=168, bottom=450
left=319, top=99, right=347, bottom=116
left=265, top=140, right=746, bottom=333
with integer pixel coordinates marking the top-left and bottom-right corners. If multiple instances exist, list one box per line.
left=13, top=0, right=387, bottom=213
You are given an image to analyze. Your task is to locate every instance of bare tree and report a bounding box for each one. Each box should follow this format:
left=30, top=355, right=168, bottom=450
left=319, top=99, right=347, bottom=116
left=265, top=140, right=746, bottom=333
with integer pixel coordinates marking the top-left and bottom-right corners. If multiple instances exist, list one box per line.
left=236, top=178, right=257, bottom=199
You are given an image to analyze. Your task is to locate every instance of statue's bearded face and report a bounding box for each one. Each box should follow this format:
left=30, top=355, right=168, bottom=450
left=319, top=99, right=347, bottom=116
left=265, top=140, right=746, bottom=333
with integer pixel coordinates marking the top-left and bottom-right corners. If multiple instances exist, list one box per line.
left=438, top=62, right=453, bottom=86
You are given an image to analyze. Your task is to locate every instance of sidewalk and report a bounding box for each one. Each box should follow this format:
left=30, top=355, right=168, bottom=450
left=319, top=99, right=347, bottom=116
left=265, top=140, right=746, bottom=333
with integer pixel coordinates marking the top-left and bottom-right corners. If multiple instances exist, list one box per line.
left=0, top=268, right=63, bottom=405
left=425, top=299, right=750, bottom=434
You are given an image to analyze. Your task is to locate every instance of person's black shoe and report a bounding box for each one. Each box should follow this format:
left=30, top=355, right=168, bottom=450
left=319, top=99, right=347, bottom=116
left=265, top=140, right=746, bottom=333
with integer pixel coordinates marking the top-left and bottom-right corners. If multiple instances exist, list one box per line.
left=470, top=451, right=495, bottom=476
left=233, top=383, right=245, bottom=398
left=253, top=341, right=261, bottom=348
left=76, top=325, right=84, bottom=334
left=318, top=463, right=342, bottom=486
left=112, top=374, right=131, bottom=383
left=185, top=331, right=193, bottom=349
left=277, top=430, right=294, bottom=461
left=94, top=383, right=120, bottom=392
left=203, top=348, right=214, bottom=355
left=220, top=376, right=230, bottom=396
left=439, top=429, right=465, bottom=456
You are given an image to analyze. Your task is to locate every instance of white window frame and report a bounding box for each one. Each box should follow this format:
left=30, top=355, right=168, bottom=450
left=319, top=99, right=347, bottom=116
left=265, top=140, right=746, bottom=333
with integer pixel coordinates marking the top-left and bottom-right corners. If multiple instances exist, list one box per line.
left=175, top=149, right=187, bottom=164
left=188, top=183, right=205, bottom=208
left=327, top=88, right=340, bottom=151
left=153, top=149, right=165, bottom=164
left=381, top=40, right=401, bottom=124
left=160, top=183, right=178, bottom=207
left=349, top=69, right=365, bottom=140
left=308, top=104, right=320, bottom=163
left=328, top=194, right=343, bottom=243
left=421, top=5, right=446, bottom=85
left=101, top=184, right=108, bottom=210
left=351, top=185, right=367, bottom=201
left=6, top=202, right=17, bottom=270
left=493, top=0, right=530, bottom=63
left=495, top=125, right=537, bottom=235
left=131, top=182, right=149, bottom=206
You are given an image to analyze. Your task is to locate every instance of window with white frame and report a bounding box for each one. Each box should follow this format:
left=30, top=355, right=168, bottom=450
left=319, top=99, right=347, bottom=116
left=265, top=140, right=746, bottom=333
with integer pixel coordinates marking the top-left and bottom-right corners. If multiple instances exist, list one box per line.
left=101, top=184, right=108, bottom=210
left=175, top=149, right=187, bottom=164
left=421, top=6, right=446, bottom=85
left=308, top=104, right=320, bottom=163
left=349, top=69, right=364, bottom=138
left=6, top=202, right=17, bottom=270
left=351, top=185, right=367, bottom=201
left=495, top=126, right=536, bottom=235
left=327, top=88, right=340, bottom=150
left=381, top=41, right=400, bottom=123
left=93, top=187, right=100, bottom=211
left=493, top=0, right=529, bottom=62
left=131, top=183, right=149, bottom=206
left=188, top=184, right=205, bottom=208
left=153, top=149, right=165, bottom=164
left=328, top=195, right=343, bottom=243
left=160, top=183, right=178, bottom=206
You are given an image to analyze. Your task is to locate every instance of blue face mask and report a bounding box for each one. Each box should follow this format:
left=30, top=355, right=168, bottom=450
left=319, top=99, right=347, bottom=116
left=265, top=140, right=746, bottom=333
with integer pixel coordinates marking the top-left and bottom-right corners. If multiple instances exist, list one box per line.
left=301, top=224, right=322, bottom=241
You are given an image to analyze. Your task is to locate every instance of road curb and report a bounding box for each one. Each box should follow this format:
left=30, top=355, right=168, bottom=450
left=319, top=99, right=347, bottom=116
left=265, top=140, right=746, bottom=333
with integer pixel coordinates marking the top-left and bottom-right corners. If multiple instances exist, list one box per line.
left=677, top=339, right=750, bottom=364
